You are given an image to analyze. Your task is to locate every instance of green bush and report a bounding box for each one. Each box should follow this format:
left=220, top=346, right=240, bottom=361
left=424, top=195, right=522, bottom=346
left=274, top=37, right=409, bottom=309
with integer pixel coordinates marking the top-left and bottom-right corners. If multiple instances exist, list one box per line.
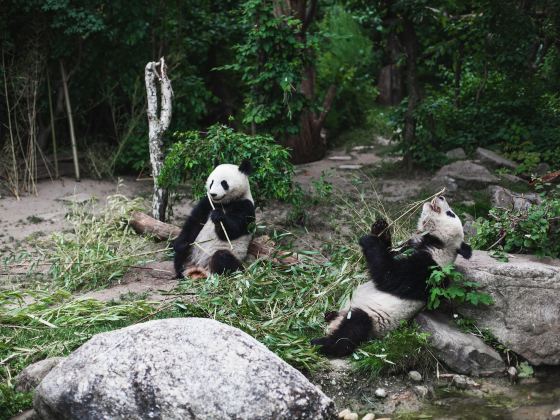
left=159, top=124, right=296, bottom=207
left=472, top=195, right=560, bottom=258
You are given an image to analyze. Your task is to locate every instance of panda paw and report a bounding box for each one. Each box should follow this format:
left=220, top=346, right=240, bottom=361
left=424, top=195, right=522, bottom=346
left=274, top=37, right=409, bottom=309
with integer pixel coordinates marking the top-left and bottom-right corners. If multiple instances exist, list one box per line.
left=210, top=209, right=225, bottom=224
left=370, top=218, right=389, bottom=236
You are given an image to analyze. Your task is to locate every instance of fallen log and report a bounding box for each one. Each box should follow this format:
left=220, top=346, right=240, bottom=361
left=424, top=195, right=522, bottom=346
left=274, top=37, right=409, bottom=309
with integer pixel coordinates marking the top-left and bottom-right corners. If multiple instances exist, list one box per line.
left=130, top=211, right=299, bottom=266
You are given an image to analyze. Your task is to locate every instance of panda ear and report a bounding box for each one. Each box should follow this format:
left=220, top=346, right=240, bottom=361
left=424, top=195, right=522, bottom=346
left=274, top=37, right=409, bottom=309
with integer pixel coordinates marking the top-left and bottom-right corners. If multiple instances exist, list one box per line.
left=238, top=159, right=253, bottom=175
left=457, top=242, right=472, bottom=259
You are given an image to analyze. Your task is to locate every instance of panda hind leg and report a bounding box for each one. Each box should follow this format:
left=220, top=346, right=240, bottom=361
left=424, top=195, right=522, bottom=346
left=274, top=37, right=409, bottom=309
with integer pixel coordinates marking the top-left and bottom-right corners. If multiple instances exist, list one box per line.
left=311, top=309, right=372, bottom=357
left=209, top=250, right=244, bottom=275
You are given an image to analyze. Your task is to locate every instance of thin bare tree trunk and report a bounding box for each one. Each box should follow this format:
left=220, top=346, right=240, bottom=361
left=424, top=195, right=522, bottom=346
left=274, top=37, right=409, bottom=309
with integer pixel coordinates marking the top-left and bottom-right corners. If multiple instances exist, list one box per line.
left=46, top=70, right=59, bottom=178
left=60, top=60, right=80, bottom=181
left=145, top=57, right=173, bottom=222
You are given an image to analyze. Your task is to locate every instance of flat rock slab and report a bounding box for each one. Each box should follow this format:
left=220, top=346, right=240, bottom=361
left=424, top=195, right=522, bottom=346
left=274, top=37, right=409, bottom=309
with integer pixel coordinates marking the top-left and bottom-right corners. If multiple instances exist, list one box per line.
left=488, top=185, right=541, bottom=211
left=338, top=164, right=363, bottom=170
left=433, top=160, right=499, bottom=188
left=57, top=193, right=96, bottom=205
left=34, top=318, right=335, bottom=420
left=446, top=148, right=467, bottom=160
left=328, top=155, right=353, bottom=161
left=476, top=147, right=518, bottom=170
left=415, top=312, right=504, bottom=377
left=456, top=251, right=560, bottom=365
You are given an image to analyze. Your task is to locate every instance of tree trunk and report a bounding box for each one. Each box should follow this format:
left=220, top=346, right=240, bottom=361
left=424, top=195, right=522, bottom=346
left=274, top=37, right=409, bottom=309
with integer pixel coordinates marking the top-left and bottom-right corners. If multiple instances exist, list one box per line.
left=145, top=57, right=173, bottom=222
left=275, top=0, right=334, bottom=164
left=400, top=17, right=421, bottom=171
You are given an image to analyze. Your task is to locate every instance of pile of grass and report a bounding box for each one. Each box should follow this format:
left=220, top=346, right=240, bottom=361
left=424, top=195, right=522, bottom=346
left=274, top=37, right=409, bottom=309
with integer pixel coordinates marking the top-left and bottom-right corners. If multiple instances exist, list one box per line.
left=1, top=195, right=165, bottom=291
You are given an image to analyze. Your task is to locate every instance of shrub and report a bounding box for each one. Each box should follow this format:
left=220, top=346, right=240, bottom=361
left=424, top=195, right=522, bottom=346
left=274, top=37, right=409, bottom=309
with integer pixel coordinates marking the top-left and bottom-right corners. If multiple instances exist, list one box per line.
left=159, top=124, right=296, bottom=207
left=472, top=195, right=560, bottom=258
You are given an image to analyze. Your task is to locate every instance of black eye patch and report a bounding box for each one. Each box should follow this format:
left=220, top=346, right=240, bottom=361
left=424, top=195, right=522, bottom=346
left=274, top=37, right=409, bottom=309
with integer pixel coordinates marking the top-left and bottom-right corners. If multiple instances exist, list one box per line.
left=446, top=210, right=456, bottom=218
left=221, top=180, right=229, bottom=190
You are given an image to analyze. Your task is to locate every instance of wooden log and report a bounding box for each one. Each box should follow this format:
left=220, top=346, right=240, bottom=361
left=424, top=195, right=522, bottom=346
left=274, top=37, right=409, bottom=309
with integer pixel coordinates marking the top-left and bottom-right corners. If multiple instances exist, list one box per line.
left=129, top=211, right=299, bottom=265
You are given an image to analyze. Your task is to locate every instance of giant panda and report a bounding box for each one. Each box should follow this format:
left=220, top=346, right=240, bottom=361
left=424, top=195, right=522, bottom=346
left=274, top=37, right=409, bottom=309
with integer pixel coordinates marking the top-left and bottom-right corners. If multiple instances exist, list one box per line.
left=173, top=160, right=255, bottom=278
left=311, top=195, right=472, bottom=357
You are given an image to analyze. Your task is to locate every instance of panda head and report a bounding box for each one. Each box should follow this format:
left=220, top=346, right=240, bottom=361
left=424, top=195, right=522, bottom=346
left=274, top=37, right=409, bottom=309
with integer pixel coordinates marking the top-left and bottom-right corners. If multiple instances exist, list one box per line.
left=206, top=159, right=253, bottom=204
left=417, top=195, right=472, bottom=260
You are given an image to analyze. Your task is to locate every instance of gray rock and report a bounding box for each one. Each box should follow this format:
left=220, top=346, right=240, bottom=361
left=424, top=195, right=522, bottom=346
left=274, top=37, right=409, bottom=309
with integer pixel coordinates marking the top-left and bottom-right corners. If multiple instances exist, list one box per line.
left=488, top=185, right=541, bottom=211
left=499, top=173, right=527, bottom=185
left=536, top=162, right=551, bottom=176
left=430, top=175, right=459, bottom=195
left=34, top=318, right=335, bottom=420
left=508, top=366, right=518, bottom=382
left=415, top=313, right=504, bottom=377
left=15, top=357, right=65, bottom=392
left=375, top=136, right=391, bottom=146
left=446, top=148, right=467, bottom=160
left=451, top=375, right=480, bottom=390
left=408, top=370, right=422, bottom=382
left=475, top=147, right=518, bottom=170
left=456, top=251, right=560, bottom=365
left=412, top=385, right=431, bottom=399
left=352, top=145, right=374, bottom=152
left=433, top=161, right=499, bottom=189
left=374, top=388, right=387, bottom=398
left=462, top=220, right=477, bottom=240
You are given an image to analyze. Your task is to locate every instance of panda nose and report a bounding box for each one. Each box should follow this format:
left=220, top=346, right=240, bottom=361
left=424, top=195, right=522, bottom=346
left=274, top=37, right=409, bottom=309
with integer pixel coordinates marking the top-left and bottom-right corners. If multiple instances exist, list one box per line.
left=210, top=193, right=217, bottom=198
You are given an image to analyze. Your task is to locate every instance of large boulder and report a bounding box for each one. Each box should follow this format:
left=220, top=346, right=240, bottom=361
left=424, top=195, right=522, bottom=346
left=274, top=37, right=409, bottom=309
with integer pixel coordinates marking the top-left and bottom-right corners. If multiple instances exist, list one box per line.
left=433, top=160, right=499, bottom=189
left=415, top=312, right=505, bottom=377
left=488, top=185, right=541, bottom=211
left=34, top=318, right=335, bottom=420
left=455, top=251, right=560, bottom=365
left=475, top=147, right=518, bottom=170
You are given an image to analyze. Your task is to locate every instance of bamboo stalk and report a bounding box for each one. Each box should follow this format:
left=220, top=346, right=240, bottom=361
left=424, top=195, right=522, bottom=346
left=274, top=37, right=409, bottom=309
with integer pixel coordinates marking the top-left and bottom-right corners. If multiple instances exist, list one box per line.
left=2, top=49, right=19, bottom=198
left=60, top=60, right=80, bottom=181
left=46, top=69, right=59, bottom=179
left=207, top=192, right=233, bottom=250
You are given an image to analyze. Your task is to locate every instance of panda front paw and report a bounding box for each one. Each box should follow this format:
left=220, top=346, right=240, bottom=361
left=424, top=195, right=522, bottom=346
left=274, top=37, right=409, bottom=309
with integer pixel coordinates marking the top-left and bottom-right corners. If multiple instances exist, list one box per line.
left=370, top=218, right=389, bottom=236
left=210, top=209, right=225, bottom=224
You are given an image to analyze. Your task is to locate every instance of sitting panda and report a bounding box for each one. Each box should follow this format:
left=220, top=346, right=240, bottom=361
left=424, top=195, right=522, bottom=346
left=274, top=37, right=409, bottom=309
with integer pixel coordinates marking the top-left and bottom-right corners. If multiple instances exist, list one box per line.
left=311, top=195, right=472, bottom=357
left=173, top=160, right=255, bottom=278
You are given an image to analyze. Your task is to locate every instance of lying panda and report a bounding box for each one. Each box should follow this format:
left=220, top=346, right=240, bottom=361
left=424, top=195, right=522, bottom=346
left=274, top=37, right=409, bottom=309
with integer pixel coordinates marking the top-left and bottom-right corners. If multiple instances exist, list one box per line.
left=173, top=160, right=255, bottom=278
left=311, top=196, right=472, bottom=357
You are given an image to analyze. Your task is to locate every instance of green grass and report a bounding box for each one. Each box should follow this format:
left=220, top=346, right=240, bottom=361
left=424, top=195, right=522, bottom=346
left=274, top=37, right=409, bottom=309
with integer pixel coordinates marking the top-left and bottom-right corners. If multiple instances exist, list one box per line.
left=353, top=322, right=435, bottom=377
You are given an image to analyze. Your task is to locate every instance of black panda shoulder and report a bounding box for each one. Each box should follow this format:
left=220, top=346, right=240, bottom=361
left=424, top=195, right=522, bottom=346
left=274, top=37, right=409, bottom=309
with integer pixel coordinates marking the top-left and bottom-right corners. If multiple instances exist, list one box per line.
left=223, top=199, right=255, bottom=218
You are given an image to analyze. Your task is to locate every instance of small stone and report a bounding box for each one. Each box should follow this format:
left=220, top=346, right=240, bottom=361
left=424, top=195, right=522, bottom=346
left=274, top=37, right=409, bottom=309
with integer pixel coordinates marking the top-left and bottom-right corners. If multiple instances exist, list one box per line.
left=346, top=413, right=359, bottom=420
left=339, top=409, right=352, bottom=418
left=374, top=388, right=387, bottom=398
left=446, top=148, right=467, bottom=160
left=376, top=136, right=391, bottom=146
left=536, top=162, right=551, bottom=176
left=362, top=414, right=375, bottom=420
left=451, top=374, right=480, bottom=390
left=408, top=370, right=422, bottom=382
left=57, top=193, right=95, bottom=205
left=413, top=385, right=430, bottom=399
left=338, top=164, right=363, bottom=170
left=551, top=408, right=560, bottom=417
left=507, top=366, right=517, bottom=381
left=328, top=155, right=353, bottom=161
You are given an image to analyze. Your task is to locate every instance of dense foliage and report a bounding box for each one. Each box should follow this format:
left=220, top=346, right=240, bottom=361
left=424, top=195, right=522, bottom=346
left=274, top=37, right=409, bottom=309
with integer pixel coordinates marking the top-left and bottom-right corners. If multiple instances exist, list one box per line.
left=472, top=194, right=560, bottom=258
left=159, top=124, right=295, bottom=207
